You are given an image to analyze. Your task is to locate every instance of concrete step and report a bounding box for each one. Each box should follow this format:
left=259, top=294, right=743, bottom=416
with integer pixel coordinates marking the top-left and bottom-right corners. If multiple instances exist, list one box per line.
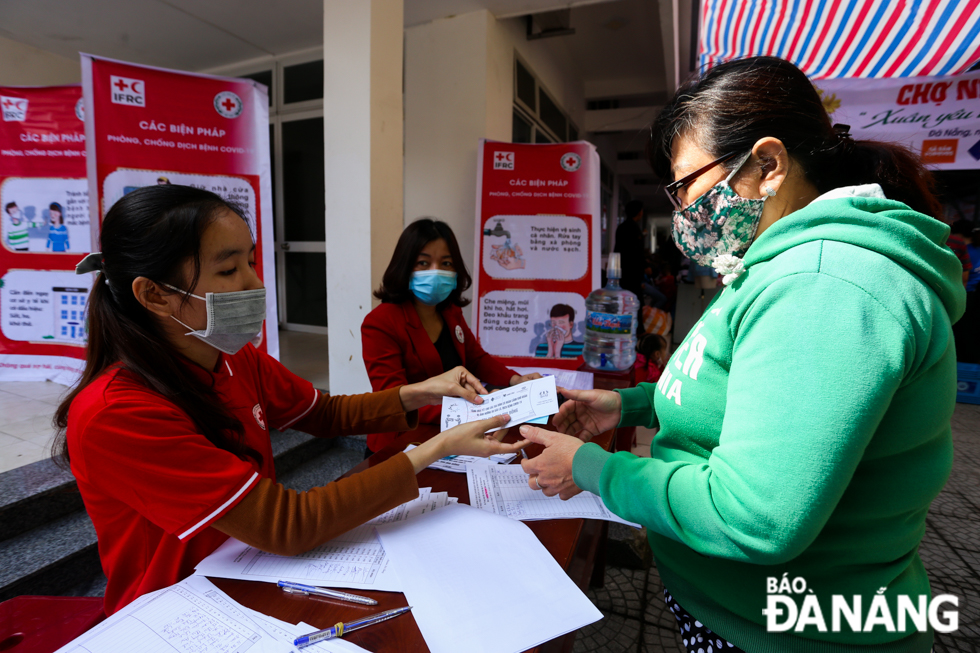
left=0, top=428, right=366, bottom=601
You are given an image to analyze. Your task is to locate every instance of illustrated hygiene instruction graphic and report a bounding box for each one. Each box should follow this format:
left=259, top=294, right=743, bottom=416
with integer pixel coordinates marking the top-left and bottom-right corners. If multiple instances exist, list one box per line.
left=473, top=141, right=600, bottom=369
left=0, top=85, right=91, bottom=383
left=82, top=54, right=277, bottom=357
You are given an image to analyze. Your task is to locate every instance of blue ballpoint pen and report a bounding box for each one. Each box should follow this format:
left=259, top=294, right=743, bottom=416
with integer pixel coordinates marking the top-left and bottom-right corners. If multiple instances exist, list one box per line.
left=293, top=606, right=413, bottom=648
left=277, top=580, right=377, bottom=606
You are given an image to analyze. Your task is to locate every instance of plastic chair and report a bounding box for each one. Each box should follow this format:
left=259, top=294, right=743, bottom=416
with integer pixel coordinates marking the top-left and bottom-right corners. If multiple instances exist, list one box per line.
left=0, top=596, right=105, bottom=653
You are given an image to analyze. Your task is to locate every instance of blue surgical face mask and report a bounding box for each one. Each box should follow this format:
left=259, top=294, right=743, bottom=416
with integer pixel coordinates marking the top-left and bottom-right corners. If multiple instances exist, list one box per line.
left=410, top=270, right=457, bottom=306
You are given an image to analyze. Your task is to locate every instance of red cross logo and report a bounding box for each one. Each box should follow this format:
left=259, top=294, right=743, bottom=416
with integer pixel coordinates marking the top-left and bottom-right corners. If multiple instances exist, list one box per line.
left=114, top=78, right=128, bottom=92
left=1, top=99, right=14, bottom=110
left=565, top=156, right=577, bottom=167
left=496, top=152, right=506, bottom=161
left=214, top=91, right=244, bottom=118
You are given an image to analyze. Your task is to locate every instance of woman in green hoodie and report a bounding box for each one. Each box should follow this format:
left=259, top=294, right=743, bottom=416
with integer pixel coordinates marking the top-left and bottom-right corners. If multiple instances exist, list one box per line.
left=520, top=57, right=966, bottom=653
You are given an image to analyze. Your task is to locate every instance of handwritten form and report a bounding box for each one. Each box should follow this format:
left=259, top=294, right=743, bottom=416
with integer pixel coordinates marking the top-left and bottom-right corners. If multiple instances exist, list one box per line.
left=55, top=575, right=368, bottom=653
left=375, top=503, right=602, bottom=653
left=440, top=375, right=559, bottom=432
left=194, top=488, right=455, bottom=591
left=467, top=463, right=640, bottom=527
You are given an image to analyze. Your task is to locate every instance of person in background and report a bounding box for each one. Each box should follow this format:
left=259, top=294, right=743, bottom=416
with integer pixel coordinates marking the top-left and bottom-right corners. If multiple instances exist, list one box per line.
left=615, top=200, right=646, bottom=297
left=56, top=186, right=527, bottom=615
left=520, top=56, right=964, bottom=652
left=46, top=202, right=69, bottom=252
left=5, top=202, right=29, bottom=252
left=634, top=333, right=667, bottom=384
left=535, top=303, right=584, bottom=359
left=362, top=218, right=540, bottom=456
left=640, top=264, right=668, bottom=309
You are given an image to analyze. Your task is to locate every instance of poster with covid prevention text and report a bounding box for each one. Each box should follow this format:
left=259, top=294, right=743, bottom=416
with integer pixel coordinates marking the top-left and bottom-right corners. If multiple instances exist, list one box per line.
left=816, top=69, right=980, bottom=170
left=0, top=85, right=92, bottom=384
left=473, top=141, right=600, bottom=370
left=81, top=54, right=278, bottom=357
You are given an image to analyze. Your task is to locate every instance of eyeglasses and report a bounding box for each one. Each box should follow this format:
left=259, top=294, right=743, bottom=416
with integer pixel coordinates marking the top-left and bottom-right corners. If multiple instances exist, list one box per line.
left=664, top=151, right=741, bottom=210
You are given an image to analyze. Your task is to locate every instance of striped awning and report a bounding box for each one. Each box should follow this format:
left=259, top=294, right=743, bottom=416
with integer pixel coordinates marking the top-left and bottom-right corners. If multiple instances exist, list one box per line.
left=699, top=0, right=980, bottom=78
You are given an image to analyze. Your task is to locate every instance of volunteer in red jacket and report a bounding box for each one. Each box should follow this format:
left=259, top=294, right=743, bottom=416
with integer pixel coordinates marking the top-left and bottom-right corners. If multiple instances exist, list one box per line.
left=361, top=219, right=540, bottom=455
left=54, top=187, right=525, bottom=614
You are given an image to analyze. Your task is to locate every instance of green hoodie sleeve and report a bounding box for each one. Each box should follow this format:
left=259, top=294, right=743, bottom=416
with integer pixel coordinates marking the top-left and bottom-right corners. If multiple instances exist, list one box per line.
left=571, top=385, right=659, bottom=495
left=590, top=271, right=911, bottom=564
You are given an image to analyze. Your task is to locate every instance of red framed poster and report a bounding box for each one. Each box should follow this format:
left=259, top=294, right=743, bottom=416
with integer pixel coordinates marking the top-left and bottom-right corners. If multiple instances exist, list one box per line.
left=473, top=140, right=601, bottom=370
left=0, top=85, right=92, bottom=383
left=81, top=54, right=278, bottom=357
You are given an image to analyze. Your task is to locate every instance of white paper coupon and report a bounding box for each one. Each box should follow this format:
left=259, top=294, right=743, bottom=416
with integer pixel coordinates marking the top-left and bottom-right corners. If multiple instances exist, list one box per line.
left=440, top=375, right=559, bottom=432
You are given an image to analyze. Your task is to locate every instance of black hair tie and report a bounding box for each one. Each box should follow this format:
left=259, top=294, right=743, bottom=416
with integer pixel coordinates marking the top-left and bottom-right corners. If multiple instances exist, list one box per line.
left=833, top=123, right=853, bottom=143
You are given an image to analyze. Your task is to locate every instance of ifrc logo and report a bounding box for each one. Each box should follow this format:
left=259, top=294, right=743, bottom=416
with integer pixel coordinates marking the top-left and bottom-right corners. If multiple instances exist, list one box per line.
left=1, top=96, right=28, bottom=122
left=494, top=151, right=515, bottom=170
left=560, top=152, right=581, bottom=172
left=110, top=76, right=145, bottom=107
left=214, top=91, right=243, bottom=118
left=252, top=404, right=266, bottom=430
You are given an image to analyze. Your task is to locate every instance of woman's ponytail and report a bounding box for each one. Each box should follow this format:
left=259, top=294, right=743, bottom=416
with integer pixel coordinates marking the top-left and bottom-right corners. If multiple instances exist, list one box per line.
left=824, top=136, right=942, bottom=219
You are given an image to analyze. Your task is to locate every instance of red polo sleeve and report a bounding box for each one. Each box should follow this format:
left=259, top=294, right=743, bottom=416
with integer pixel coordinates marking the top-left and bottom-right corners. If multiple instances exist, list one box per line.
left=249, top=345, right=320, bottom=431
left=73, top=395, right=260, bottom=541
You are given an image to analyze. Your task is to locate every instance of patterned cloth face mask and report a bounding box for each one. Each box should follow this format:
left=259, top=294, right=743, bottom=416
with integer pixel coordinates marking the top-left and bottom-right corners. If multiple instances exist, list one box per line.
left=671, top=153, right=768, bottom=267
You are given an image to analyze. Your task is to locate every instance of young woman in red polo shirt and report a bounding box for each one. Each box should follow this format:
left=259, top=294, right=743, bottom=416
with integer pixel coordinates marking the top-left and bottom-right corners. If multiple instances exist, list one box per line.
left=54, top=186, right=525, bottom=614
left=361, top=219, right=540, bottom=455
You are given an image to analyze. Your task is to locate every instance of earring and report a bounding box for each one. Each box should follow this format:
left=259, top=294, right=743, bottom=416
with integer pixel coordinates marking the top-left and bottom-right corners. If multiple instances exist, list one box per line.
left=764, top=186, right=777, bottom=198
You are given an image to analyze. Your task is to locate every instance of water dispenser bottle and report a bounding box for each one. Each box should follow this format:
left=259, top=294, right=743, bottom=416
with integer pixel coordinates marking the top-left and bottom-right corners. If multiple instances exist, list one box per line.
left=583, top=253, right=639, bottom=371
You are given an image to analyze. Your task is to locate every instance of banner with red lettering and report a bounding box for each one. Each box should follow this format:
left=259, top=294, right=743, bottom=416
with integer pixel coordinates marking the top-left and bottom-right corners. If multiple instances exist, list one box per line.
left=815, top=70, right=980, bottom=169
left=81, top=54, right=278, bottom=357
left=473, top=141, right=600, bottom=370
left=0, top=85, right=92, bottom=384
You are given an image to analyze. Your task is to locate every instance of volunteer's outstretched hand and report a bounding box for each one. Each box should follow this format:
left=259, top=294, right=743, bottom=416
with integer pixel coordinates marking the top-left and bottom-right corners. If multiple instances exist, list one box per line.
left=519, top=425, right=583, bottom=500
left=552, top=388, right=622, bottom=442
left=399, top=366, right=488, bottom=412
left=404, top=415, right=528, bottom=473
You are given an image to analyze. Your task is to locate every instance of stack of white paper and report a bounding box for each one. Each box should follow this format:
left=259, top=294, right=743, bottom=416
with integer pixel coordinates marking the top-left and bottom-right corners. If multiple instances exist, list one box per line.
left=466, top=463, right=640, bottom=527
left=55, top=575, right=368, bottom=653
left=375, top=504, right=602, bottom=653
left=194, top=488, right=457, bottom=591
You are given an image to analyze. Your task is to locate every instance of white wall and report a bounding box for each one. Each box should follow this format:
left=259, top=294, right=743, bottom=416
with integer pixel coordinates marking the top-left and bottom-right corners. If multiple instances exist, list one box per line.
left=0, top=36, right=80, bottom=86
left=323, top=0, right=404, bottom=395
left=404, top=10, right=491, bottom=326
left=404, top=11, right=585, bottom=323
left=490, top=17, right=585, bottom=137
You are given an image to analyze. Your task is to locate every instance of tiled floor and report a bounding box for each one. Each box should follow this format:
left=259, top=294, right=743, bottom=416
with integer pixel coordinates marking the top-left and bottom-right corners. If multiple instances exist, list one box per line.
left=0, top=381, right=65, bottom=473
left=575, top=402, right=980, bottom=653
left=0, top=329, right=330, bottom=473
